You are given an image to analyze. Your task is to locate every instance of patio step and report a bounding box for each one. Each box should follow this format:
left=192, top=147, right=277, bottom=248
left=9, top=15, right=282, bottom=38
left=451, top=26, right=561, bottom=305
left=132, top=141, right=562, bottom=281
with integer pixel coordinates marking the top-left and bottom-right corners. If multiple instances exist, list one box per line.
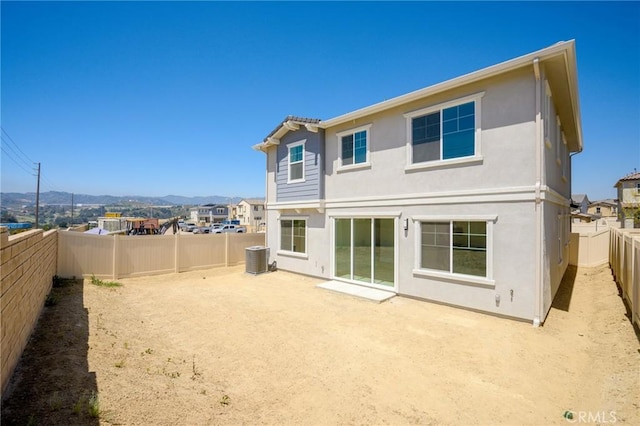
left=316, top=280, right=395, bottom=303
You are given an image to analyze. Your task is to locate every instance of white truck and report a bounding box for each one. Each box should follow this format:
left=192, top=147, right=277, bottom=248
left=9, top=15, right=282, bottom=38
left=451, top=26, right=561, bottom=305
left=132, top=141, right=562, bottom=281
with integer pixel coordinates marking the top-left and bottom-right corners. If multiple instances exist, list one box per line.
left=210, top=224, right=245, bottom=233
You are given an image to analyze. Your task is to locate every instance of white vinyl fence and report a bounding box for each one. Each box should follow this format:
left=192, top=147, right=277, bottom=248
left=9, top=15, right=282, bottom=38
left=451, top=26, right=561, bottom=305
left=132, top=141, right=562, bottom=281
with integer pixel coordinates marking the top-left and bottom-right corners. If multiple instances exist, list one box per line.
left=58, top=231, right=266, bottom=279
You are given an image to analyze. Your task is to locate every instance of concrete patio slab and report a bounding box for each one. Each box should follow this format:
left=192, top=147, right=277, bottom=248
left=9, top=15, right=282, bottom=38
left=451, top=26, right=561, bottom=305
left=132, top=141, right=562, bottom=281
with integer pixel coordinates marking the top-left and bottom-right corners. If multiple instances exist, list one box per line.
left=316, top=280, right=396, bottom=303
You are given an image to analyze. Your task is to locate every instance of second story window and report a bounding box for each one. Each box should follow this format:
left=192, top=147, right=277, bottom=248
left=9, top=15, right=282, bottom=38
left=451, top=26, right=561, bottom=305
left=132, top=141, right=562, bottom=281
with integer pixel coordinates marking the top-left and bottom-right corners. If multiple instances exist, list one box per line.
left=288, top=141, right=305, bottom=183
left=404, top=92, right=484, bottom=170
left=337, top=124, right=371, bottom=171
left=412, top=101, right=475, bottom=162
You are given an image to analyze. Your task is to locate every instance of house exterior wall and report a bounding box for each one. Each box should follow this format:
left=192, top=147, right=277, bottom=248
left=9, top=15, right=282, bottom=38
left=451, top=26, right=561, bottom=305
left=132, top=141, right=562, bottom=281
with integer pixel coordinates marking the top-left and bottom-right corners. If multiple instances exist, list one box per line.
left=275, top=128, right=325, bottom=202
left=324, top=69, right=537, bottom=199
left=261, top=43, right=581, bottom=324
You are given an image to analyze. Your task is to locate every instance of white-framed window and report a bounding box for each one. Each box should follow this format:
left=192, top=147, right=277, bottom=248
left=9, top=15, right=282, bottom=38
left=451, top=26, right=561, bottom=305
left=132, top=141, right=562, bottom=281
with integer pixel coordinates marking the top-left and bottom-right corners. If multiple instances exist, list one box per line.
left=288, top=140, right=305, bottom=183
left=217, top=208, right=224, bottom=214
left=337, top=124, right=371, bottom=171
left=280, top=218, right=307, bottom=254
left=404, top=92, right=484, bottom=170
left=413, top=215, right=495, bottom=286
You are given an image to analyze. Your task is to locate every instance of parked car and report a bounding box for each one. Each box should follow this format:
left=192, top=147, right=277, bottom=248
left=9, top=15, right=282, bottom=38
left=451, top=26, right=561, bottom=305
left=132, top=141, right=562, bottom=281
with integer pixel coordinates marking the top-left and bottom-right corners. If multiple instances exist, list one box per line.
left=182, top=223, right=197, bottom=232
left=192, top=226, right=210, bottom=234
left=211, top=224, right=245, bottom=233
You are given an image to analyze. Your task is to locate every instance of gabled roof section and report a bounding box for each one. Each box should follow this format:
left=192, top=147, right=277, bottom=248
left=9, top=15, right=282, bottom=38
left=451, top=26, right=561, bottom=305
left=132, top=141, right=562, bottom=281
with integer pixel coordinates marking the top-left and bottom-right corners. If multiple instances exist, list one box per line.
left=254, top=41, right=583, bottom=154
left=239, top=198, right=265, bottom=205
left=571, top=194, right=590, bottom=205
left=614, top=171, right=640, bottom=187
left=253, top=116, right=321, bottom=152
left=319, top=40, right=582, bottom=152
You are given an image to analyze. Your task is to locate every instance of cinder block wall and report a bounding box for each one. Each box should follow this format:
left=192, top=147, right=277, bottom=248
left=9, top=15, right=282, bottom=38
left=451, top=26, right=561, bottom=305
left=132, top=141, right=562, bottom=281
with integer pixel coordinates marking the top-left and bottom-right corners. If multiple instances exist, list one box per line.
left=0, top=227, right=58, bottom=399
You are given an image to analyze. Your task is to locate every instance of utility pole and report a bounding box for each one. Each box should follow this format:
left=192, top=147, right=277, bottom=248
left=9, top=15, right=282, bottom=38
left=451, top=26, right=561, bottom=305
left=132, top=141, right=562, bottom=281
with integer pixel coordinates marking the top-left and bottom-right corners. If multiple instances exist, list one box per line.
left=35, top=162, right=41, bottom=229
left=71, top=193, right=74, bottom=227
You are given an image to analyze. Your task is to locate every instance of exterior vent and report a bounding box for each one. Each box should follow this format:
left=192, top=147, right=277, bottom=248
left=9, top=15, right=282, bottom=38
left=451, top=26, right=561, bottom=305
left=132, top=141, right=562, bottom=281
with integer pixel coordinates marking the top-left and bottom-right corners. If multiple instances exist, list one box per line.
left=246, top=246, right=269, bottom=275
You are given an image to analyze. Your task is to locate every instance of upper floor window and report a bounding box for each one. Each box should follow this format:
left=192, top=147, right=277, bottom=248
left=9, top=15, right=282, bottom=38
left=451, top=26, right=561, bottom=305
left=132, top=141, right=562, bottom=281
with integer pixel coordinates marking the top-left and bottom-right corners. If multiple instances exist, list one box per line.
left=404, top=92, right=484, bottom=170
left=337, top=124, right=371, bottom=171
left=288, top=141, right=305, bottom=183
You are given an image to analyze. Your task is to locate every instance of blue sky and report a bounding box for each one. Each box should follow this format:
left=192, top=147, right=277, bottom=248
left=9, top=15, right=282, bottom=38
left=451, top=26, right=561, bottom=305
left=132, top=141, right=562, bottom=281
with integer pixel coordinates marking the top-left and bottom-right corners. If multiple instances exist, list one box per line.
left=1, top=1, right=638, bottom=200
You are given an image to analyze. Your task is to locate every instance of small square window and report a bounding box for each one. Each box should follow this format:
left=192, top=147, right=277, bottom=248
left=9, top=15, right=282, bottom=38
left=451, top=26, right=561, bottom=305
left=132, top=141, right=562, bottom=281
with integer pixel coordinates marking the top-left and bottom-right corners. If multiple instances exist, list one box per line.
left=337, top=125, right=371, bottom=169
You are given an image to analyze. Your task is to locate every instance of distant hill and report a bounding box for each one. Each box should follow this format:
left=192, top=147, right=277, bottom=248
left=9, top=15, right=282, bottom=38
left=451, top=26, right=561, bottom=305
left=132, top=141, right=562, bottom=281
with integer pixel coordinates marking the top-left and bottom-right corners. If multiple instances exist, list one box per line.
left=0, top=191, right=248, bottom=208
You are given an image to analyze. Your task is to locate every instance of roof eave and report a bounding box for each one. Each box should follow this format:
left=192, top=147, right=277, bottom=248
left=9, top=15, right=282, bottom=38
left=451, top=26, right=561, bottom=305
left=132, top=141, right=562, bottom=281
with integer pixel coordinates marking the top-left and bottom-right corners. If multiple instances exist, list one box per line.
left=319, top=40, right=579, bottom=130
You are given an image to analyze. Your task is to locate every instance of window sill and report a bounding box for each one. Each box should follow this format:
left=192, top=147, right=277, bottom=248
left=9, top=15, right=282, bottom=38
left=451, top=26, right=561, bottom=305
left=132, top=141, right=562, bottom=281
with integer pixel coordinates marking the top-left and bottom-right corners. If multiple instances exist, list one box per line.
left=277, top=250, right=308, bottom=259
left=405, top=155, right=483, bottom=172
left=287, top=178, right=306, bottom=184
left=337, top=162, right=371, bottom=173
left=412, top=268, right=495, bottom=288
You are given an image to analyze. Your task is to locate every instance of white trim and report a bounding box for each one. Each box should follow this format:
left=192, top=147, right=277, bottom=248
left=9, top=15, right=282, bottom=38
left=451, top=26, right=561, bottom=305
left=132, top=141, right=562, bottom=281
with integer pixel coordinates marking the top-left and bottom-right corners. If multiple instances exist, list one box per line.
left=287, top=139, right=306, bottom=184
left=277, top=250, right=309, bottom=260
left=412, top=268, right=495, bottom=288
left=404, top=92, right=484, bottom=167
left=404, top=156, right=483, bottom=172
left=336, top=162, right=372, bottom=173
left=336, top=124, right=372, bottom=171
left=328, top=211, right=402, bottom=218
left=411, top=214, right=498, bottom=222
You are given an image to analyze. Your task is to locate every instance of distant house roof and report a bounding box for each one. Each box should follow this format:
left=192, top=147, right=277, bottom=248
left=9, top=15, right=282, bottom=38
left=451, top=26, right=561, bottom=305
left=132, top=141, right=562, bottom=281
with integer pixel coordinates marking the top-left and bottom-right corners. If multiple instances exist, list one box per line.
left=571, top=194, right=590, bottom=205
left=614, top=171, right=640, bottom=187
left=240, top=198, right=265, bottom=205
left=589, top=199, right=617, bottom=207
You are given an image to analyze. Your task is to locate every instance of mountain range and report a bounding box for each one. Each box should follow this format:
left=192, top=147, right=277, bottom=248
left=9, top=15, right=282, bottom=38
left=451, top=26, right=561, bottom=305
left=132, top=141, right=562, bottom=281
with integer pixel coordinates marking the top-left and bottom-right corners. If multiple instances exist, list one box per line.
left=0, top=191, right=249, bottom=207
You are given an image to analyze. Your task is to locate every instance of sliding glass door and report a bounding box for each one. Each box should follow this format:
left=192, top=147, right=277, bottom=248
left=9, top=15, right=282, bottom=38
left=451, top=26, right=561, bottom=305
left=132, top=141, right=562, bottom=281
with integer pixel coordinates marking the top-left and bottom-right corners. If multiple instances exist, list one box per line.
left=334, top=218, right=394, bottom=288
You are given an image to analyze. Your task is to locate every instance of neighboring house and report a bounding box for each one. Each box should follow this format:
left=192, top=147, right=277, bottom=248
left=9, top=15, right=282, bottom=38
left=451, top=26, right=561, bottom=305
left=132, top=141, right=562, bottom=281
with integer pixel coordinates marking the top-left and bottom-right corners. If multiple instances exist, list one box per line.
left=615, top=171, right=640, bottom=228
left=189, top=204, right=229, bottom=224
left=253, top=41, right=582, bottom=325
left=237, top=199, right=265, bottom=229
left=587, top=199, right=618, bottom=218
left=571, top=194, right=590, bottom=214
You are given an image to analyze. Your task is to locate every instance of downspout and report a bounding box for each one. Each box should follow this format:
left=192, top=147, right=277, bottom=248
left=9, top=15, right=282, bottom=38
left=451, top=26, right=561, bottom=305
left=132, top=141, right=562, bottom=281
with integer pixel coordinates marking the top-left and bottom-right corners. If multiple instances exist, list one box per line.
left=532, top=57, right=543, bottom=327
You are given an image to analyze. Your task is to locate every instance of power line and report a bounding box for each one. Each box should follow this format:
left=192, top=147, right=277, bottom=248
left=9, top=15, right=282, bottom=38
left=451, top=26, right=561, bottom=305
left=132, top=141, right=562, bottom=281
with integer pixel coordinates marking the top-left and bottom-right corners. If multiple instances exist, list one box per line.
left=0, top=144, right=35, bottom=176
left=1, top=127, right=63, bottom=192
left=1, top=127, right=35, bottom=166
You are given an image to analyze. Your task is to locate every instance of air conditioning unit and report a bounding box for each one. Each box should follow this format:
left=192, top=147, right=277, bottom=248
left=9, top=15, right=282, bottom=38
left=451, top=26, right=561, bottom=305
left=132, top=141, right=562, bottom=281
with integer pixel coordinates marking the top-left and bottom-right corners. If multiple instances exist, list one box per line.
left=245, top=246, right=269, bottom=275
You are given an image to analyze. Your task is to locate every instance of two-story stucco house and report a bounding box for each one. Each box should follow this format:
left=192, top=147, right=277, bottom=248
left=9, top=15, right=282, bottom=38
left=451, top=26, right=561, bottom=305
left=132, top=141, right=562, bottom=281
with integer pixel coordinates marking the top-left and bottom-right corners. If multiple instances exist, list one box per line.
left=189, top=204, right=229, bottom=224
left=615, top=171, right=640, bottom=228
left=254, top=41, right=582, bottom=325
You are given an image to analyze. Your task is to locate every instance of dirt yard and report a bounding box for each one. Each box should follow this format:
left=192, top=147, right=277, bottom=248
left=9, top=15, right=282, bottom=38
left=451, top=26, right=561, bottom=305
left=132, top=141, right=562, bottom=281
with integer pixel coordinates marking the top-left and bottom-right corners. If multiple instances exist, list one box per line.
left=2, top=264, right=639, bottom=425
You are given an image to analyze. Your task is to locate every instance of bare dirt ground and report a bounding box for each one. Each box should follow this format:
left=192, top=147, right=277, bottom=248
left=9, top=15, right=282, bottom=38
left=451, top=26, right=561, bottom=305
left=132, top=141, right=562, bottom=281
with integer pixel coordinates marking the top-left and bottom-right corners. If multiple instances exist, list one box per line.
left=2, top=264, right=639, bottom=425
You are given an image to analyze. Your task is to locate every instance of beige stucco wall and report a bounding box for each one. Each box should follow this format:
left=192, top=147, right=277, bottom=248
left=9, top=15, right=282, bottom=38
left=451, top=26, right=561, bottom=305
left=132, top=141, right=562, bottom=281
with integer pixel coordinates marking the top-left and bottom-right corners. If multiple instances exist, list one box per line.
left=323, top=68, right=538, bottom=199
left=1, top=227, right=58, bottom=398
